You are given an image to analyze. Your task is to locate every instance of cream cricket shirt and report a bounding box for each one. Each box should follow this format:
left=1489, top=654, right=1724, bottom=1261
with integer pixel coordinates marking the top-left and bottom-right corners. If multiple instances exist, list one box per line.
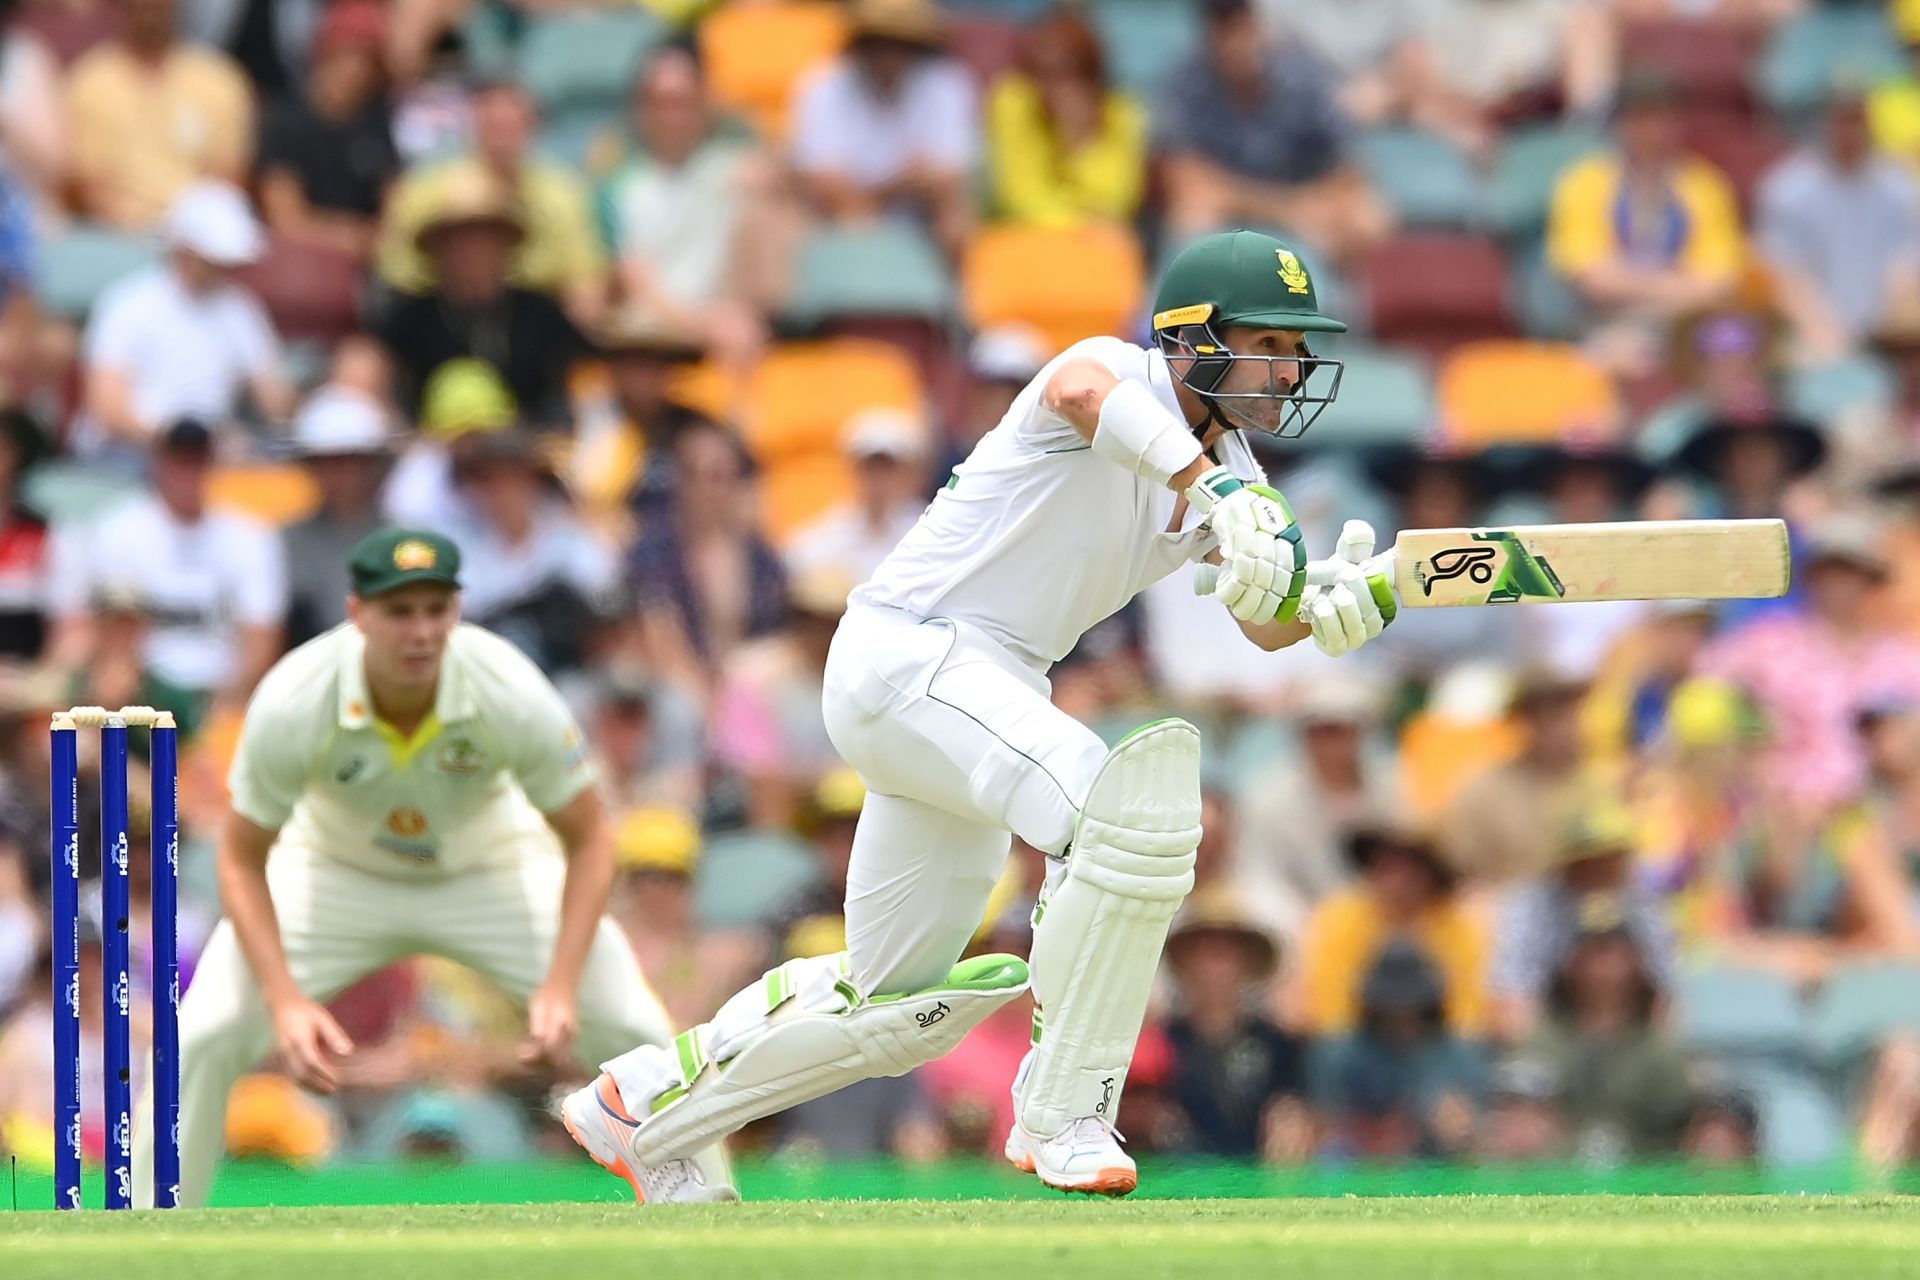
left=228, top=623, right=596, bottom=880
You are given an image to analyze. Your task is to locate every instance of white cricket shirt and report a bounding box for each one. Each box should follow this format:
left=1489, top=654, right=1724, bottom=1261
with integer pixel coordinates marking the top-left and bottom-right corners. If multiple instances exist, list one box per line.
left=228, top=622, right=596, bottom=880
left=853, top=337, right=1264, bottom=670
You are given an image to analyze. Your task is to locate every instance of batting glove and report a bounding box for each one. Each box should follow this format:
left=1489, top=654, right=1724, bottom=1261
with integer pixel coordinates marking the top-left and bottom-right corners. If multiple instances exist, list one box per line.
left=1186, top=467, right=1306, bottom=624
left=1300, top=519, right=1399, bottom=657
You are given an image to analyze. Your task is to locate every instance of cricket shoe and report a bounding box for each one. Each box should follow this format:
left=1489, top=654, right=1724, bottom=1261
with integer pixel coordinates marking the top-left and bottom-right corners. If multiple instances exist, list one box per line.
left=1005, top=1115, right=1137, bottom=1196
left=559, top=1073, right=740, bottom=1205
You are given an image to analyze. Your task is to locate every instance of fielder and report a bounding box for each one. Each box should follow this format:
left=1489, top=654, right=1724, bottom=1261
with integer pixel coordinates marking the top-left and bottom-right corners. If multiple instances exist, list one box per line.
left=132, top=527, right=732, bottom=1206
left=562, top=230, right=1399, bottom=1199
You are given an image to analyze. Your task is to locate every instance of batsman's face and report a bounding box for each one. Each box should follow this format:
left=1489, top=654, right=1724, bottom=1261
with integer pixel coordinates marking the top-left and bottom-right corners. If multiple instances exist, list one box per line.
left=1209, top=326, right=1307, bottom=433
left=351, top=584, right=460, bottom=689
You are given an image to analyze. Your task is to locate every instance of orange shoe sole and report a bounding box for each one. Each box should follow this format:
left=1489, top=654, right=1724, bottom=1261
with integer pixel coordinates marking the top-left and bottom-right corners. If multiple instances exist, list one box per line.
left=1050, top=1167, right=1137, bottom=1197
left=563, top=1076, right=647, bottom=1205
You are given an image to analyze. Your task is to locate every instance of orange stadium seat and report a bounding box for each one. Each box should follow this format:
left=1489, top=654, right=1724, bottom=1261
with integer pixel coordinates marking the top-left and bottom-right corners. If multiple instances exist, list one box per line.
left=698, top=0, right=850, bottom=139
left=742, top=339, right=925, bottom=538
left=208, top=463, right=320, bottom=527
left=1397, top=711, right=1522, bottom=822
left=962, top=223, right=1145, bottom=357
left=1436, top=340, right=1621, bottom=446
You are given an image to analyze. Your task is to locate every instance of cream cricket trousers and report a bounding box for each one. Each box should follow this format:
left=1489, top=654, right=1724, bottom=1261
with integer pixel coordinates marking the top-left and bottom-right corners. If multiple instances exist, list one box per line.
left=132, top=846, right=675, bottom=1208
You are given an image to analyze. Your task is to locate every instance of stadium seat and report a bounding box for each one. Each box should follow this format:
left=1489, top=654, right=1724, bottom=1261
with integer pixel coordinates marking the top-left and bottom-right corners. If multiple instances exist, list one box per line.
left=1620, top=20, right=1761, bottom=114
left=1396, top=712, right=1521, bottom=820
left=1680, top=111, right=1791, bottom=220
left=963, top=223, right=1144, bottom=357
left=1674, top=965, right=1808, bottom=1058
left=1355, top=129, right=1484, bottom=230
left=15, top=2, right=114, bottom=65
left=1509, top=240, right=1585, bottom=340
left=1090, top=0, right=1202, bottom=94
left=21, top=462, right=143, bottom=527
left=699, top=0, right=850, bottom=139
left=1808, top=962, right=1920, bottom=1067
left=1436, top=341, right=1620, bottom=445
left=947, top=15, right=1025, bottom=88
left=1488, top=125, right=1603, bottom=238
left=536, top=109, right=616, bottom=172
left=237, top=239, right=363, bottom=344
left=1363, top=233, right=1516, bottom=361
left=1759, top=7, right=1903, bottom=117
left=743, top=339, right=926, bottom=537
left=516, top=9, right=665, bottom=116
left=459, top=2, right=518, bottom=80
left=1724, top=1059, right=1849, bottom=1166
left=693, top=831, right=821, bottom=930
left=941, top=0, right=1051, bottom=18
left=38, top=226, right=157, bottom=320
left=208, top=463, right=321, bottom=527
left=1789, top=356, right=1894, bottom=424
left=1295, top=344, right=1434, bottom=449
left=786, top=223, right=954, bottom=327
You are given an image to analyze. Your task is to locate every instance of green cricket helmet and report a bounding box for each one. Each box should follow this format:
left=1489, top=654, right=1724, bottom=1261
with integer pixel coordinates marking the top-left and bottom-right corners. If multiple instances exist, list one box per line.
left=1151, top=230, right=1346, bottom=439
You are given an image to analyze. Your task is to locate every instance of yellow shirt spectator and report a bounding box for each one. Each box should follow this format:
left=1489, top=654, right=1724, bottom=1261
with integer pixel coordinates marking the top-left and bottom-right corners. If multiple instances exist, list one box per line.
left=1547, top=152, right=1744, bottom=284
left=65, top=43, right=253, bottom=230
left=1301, top=888, right=1489, bottom=1037
left=988, top=75, right=1146, bottom=226
left=378, top=157, right=606, bottom=301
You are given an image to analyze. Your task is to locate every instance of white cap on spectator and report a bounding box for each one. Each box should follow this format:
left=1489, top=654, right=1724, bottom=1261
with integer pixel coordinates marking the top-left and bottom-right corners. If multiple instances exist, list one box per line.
left=969, top=325, right=1050, bottom=384
left=293, top=386, right=392, bottom=456
left=844, top=408, right=927, bottom=461
left=165, top=181, right=266, bottom=267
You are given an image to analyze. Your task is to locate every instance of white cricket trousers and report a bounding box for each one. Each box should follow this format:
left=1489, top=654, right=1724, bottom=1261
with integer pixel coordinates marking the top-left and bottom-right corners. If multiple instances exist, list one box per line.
left=132, top=847, right=675, bottom=1208
left=819, top=604, right=1111, bottom=996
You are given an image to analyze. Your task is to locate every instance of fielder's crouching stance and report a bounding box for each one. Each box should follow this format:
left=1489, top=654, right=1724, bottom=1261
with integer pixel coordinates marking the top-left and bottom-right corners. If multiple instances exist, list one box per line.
left=566, top=231, right=1400, bottom=1198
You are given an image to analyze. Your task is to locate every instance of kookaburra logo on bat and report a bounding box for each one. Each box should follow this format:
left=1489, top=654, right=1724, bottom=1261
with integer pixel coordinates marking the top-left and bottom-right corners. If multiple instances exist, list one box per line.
left=1422, top=546, right=1499, bottom=594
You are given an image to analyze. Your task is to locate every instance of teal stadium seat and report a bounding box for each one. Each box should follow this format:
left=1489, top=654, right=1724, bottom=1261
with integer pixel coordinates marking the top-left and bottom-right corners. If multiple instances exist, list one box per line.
left=38, top=226, right=156, bottom=319
left=1674, top=965, right=1809, bottom=1058
left=1789, top=356, right=1894, bottom=425
left=536, top=109, right=615, bottom=171
left=1759, top=7, right=1903, bottom=117
left=693, top=831, right=821, bottom=931
left=1356, top=129, right=1484, bottom=229
left=786, top=223, right=954, bottom=327
left=1488, top=125, right=1602, bottom=238
left=1293, top=344, right=1434, bottom=449
left=941, top=0, right=1052, bottom=20
left=517, top=10, right=666, bottom=117
left=1090, top=0, right=1201, bottom=94
left=1510, top=240, right=1585, bottom=340
left=1723, top=1060, right=1848, bottom=1166
left=1809, top=961, right=1920, bottom=1068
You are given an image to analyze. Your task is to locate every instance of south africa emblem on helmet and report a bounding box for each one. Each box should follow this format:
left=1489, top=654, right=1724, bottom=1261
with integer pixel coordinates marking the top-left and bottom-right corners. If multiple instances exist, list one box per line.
left=1275, top=249, right=1311, bottom=295
left=393, top=539, right=438, bottom=570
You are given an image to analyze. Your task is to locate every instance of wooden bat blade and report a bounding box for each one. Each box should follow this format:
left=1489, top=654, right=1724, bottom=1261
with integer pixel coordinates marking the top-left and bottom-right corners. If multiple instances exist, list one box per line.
left=1394, top=519, right=1791, bottom=607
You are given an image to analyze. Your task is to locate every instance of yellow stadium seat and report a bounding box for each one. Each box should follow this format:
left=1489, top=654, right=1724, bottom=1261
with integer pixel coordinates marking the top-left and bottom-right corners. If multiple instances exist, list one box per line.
left=699, top=0, right=849, bottom=139
left=963, top=223, right=1145, bottom=357
left=208, top=463, right=319, bottom=527
left=743, top=339, right=923, bottom=538
left=1436, top=340, right=1621, bottom=446
left=1397, top=711, right=1521, bottom=822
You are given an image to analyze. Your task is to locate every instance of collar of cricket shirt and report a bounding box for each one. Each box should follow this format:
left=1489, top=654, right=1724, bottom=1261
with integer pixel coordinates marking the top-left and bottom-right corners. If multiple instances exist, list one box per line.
left=337, top=625, right=479, bottom=734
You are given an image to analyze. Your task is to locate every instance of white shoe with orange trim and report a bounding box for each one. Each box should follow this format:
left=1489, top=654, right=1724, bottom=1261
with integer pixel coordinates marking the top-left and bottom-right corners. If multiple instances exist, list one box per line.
left=1004, top=1116, right=1138, bottom=1196
left=560, top=1073, right=740, bottom=1205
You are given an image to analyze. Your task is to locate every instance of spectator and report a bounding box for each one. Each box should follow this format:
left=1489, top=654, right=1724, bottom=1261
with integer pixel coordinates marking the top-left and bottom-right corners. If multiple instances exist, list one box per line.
left=1860, top=702, right=1920, bottom=914
left=1587, top=601, right=1719, bottom=758
left=1522, top=917, right=1696, bottom=1163
left=1311, top=940, right=1486, bottom=1161
left=446, top=430, right=620, bottom=674
left=1234, top=677, right=1400, bottom=948
left=608, top=807, right=753, bottom=1027
left=382, top=357, right=517, bottom=531
left=598, top=42, right=778, bottom=372
left=578, top=670, right=702, bottom=815
left=0, top=165, right=33, bottom=401
left=1681, top=1084, right=1760, bottom=1166
left=281, top=386, right=393, bottom=648
left=789, top=0, right=979, bottom=259
left=1759, top=81, right=1920, bottom=363
left=785, top=409, right=930, bottom=587
left=949, top=324, right=1049, bottom=464
left=1702, top=516, right=1920, bottom=811
left=1441, top=667, right=1602, bottom=883
left=1158, top=890, right=1310, bottom=1161
left=65, top=0, right=253, bottom=229
left=1870, top=1, right=1920, bottom=172
left=1414, top=0, right=1616, bottom=149
left=628, top=420, right=788, bottom=687
left=1490, top=802, right=1677, bottom=1043
left=47, top=419, right=287, bottom=718
left=75, top=582, right=201, bottom=737
left=378, top=81, right=606, bottom=324
left=80, top=182, right=292, bottom=458
left=1258, top=0, right=1435, bottom=132
left=374, top=169, right=590, bottom=428
left=255, top=0, right=400, bottom=260
left=570, top=311, right=718, bottom=539
left=1547, top=73, right=1743, bottom=371
left=987, top=11, right=1146, bottom=227
left=0, top=0, right=65, bottom=209
left=0, top=408, right=52, bottom=665
left=1298, top=824, right=1488, bottom=1037
left=1478, top=1056, right=1568, bottom=1163
left=1157, top=0, right=1386, bottom=266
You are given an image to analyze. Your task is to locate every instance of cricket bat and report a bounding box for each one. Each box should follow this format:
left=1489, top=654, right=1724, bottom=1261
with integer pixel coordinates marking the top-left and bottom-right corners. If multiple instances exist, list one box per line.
left=1395, top=519, right=1790, bottom=608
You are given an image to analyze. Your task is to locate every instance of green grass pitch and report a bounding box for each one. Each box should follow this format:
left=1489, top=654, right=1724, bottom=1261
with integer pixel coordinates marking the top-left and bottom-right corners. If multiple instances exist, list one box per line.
left=4, top=1196, right=1917, bottom=1279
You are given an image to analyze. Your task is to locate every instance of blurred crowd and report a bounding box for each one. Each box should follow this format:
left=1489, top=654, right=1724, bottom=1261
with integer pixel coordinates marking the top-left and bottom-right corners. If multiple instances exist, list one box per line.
left=4, top=0, right=1920, bottom=1182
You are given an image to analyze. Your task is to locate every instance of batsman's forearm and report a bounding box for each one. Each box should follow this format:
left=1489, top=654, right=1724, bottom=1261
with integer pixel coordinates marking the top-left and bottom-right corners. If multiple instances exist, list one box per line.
left=215, top=831, right=302, bottom=1009
left=547, top=825, right=616, bottom=992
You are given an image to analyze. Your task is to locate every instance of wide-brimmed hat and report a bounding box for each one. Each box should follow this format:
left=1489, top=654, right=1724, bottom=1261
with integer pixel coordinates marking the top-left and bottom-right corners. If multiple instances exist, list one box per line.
left=848, top=0, right=946, bottom=49
left=1165, top=887, right=1280, bottom=982
left=594, top=308, right=706, bottom=363
left=1490, top=429, right=1654, bottom=505
left=1671, top=410, right=1826, bottom=480
left=1364, top=438, right=1498, bottom=502
left=1551, top=800, right=1636, bottom=867
left=1346, top=822, right=1458, bottom=892
left=1803, top=513, right=1891, bottom=581
left=415, top=167, right=527, bottom=253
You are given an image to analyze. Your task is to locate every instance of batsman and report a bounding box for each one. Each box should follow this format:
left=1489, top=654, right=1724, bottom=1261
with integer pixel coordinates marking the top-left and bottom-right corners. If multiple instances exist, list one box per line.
left=565, top=230, right=1399, bottom=1199
left=131, top=528, right=731, bottom=1207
